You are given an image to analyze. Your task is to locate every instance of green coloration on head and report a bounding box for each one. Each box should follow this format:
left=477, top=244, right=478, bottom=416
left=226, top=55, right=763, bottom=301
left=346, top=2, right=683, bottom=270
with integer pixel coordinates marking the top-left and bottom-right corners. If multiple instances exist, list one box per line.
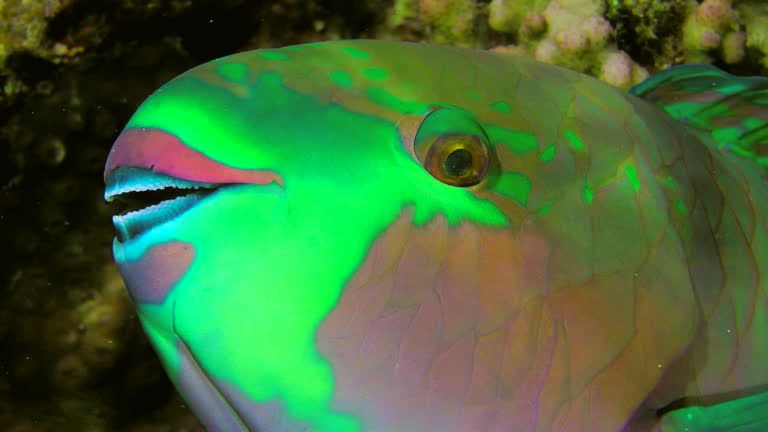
left=624, top=164, right=640, bottom=192
left=540, top=143, right=556, bottom=162
left=492, top=172, right=532, bottom=207
left=363, top=67, right=389, bottom=81
left=342, top=46, right=370, bottom=60
left=258, top=50, right=292, bottom=61
left=537, top=201, right=553, bottom=215
left=486, top=124, right=538, bottom=155
left=583, top=180, right=594, bottom=204
left=490, top=100, right=512, bottom=113
left=675, top=199, right=689, bottom=216
left=330, top=70, right=353, bottom=88
left=365, top=87, right=430, bottom=113
left=663, top=175, right=678, bottom=190
left=215, top=62, right=249, bottom=83
left=565, top=129, right=586, bottom=152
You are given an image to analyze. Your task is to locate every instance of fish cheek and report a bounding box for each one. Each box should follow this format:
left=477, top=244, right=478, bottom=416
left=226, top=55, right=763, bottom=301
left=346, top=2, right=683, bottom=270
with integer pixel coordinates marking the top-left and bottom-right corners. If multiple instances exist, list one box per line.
left=313, top=204, right=696, bottom=430
left=314, top=208, right=556, bottom=430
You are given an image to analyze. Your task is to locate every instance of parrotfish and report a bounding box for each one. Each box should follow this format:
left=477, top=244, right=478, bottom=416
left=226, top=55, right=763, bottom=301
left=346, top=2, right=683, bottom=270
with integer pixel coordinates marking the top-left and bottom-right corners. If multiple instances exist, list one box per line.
left=103, top=40, right=768, bottom=431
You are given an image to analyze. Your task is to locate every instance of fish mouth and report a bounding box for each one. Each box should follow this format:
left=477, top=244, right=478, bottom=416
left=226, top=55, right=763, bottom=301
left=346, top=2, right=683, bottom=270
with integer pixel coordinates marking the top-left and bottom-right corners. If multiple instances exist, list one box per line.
left=104, top=128, right=284, bottom=244
left=105, top=167, right=226, bottom=243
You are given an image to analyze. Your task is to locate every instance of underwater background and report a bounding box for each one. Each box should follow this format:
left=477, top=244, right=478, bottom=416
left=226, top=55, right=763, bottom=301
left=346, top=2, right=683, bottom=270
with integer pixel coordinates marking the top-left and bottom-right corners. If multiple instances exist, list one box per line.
left=1, top=0, right=767, bottom=430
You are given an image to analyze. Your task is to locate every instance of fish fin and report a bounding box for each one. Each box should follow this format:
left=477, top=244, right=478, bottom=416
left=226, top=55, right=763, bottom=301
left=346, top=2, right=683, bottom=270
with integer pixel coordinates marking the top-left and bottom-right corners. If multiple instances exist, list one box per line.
left=654, top=390, right=768, bottom=432
left=630, top=64, right=768, bottom=167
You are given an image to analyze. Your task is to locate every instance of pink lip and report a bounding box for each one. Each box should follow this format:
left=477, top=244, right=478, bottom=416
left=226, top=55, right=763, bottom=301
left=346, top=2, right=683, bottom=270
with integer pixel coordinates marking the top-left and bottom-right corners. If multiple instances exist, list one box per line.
left=104, top=128, right=283, bottom=187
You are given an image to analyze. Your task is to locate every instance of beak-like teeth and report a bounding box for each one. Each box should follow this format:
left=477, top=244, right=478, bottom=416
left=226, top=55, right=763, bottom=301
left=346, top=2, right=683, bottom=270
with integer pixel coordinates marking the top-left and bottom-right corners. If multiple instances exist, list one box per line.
left=105, top=167, right=222, bottom=243
left=112, top=192, right=209, bottom=243
left=105, top=167, right=217, bottom=202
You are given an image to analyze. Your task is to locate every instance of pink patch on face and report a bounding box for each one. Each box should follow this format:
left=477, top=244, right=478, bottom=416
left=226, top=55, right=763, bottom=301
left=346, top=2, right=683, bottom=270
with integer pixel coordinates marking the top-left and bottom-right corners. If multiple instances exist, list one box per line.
left=104, top=128, right=283, bottom=186
left=117, top=240, right=195, bottom=304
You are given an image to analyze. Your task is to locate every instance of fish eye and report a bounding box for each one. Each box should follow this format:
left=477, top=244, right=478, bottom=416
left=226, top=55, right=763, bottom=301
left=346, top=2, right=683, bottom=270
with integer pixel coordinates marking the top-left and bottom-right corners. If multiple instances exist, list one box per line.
left=425, top=133, right=488, bottom=186
left=413, top=108, right=491, bottom=187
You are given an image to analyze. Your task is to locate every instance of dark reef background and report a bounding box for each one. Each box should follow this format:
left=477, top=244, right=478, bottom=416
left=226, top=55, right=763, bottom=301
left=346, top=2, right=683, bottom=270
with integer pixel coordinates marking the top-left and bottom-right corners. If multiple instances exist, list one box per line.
left=1, top=0, right=766, bottom=430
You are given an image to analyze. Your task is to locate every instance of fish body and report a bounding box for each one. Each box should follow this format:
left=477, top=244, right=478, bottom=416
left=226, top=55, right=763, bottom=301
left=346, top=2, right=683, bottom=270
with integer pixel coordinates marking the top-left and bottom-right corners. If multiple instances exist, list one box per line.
left=103, top=40, right=768, bottom=431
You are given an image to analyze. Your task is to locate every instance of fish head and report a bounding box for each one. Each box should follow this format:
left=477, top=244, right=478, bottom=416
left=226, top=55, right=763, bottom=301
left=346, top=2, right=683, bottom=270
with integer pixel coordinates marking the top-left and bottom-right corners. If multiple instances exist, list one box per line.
left=103, top=40, right=687, bottom=431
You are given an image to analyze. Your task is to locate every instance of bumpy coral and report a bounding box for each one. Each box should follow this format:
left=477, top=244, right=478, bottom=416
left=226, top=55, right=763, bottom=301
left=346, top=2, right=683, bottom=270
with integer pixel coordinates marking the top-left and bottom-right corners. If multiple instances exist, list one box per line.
left=600, top=50, right=649, bottom=87
left=488, top=0, right=550, bottom=34
left=420, top=0, right=479, bottom=45
left=489, top=0, right=648, bottom=88
left=388, top=0, right=767, bottom=86
left=391, top=0, right=480, bottom=45
left=603, top=0, right=689, bottom=70
left=737, top=0, right=768, bottom=69
left=682, top=0, right=745, bottom=64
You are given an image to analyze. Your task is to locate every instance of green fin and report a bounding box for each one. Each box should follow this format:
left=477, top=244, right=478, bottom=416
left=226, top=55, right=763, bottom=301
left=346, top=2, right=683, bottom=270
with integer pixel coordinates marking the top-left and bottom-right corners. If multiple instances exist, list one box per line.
left=655, top=390, right=768, bottom=431
left=630, top=64, right=768, bottom=167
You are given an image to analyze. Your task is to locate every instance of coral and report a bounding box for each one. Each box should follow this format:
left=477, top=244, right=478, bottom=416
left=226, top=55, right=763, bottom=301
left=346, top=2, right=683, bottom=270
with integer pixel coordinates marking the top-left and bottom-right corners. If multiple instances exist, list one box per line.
left=722, top=30, right=746, bottom=64
left=488, top=0, right=550, bottom=34
left=489, top=0, right=648, bottom=88
left=420, top=0, right=479, bottom=45
left=391, top=0, right=768, bottom=86
left=535, top=0, right=650, bottom=85
left=737, top=0, right=768, bottom=69
left=391, top=0, right=479, bottom=45
left=682, top=0, right=742, bottom=64
left=600, top=50, right=635, bottom=86
left=605, top=0, right=690, bottom=70
left=600, top=50, right=649, bottom=87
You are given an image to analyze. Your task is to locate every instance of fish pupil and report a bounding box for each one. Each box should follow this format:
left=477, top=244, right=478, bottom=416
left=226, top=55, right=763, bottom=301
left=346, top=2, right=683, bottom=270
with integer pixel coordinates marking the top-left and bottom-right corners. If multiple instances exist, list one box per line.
left=443, top=148, right=473, bottom=177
